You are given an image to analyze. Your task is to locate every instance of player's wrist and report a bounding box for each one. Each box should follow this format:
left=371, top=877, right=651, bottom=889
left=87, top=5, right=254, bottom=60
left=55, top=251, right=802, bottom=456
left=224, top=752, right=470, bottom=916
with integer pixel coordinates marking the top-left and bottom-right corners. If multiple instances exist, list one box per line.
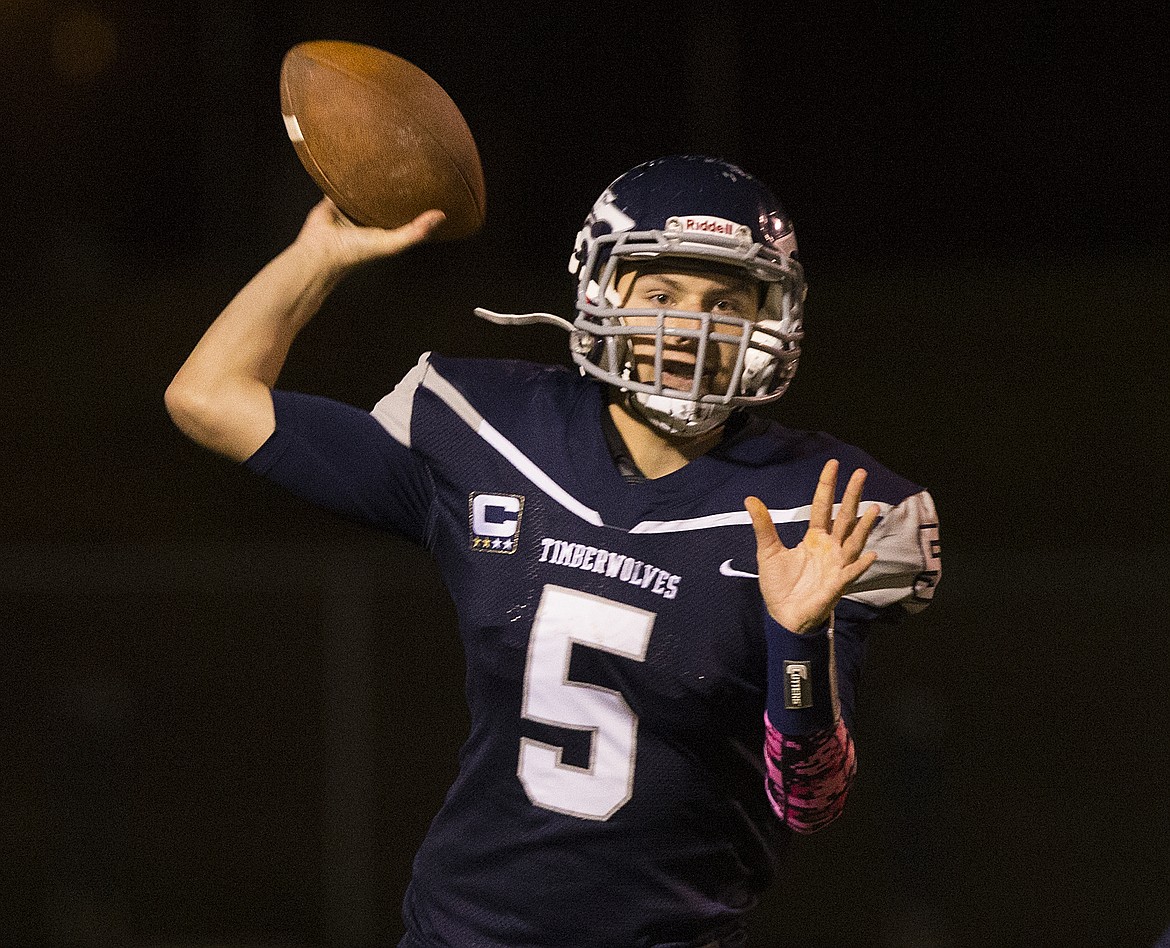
left=763, top=612, right=837, bottom=731
left=285, top=235, right=360, bottom=285
left=767, top=608, right=831, bottom=637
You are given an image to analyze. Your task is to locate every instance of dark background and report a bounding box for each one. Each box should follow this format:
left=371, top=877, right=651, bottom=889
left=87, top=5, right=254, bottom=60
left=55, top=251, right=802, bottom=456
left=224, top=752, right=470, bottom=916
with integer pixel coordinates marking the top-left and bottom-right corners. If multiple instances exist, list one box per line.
left=2, top=1, right=1167, bottom=946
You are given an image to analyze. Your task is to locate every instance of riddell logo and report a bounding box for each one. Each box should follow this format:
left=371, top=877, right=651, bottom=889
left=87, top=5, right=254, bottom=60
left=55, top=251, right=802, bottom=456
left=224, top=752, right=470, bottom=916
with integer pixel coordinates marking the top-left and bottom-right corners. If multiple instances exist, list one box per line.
left=665, top=216, right=751, bottom=241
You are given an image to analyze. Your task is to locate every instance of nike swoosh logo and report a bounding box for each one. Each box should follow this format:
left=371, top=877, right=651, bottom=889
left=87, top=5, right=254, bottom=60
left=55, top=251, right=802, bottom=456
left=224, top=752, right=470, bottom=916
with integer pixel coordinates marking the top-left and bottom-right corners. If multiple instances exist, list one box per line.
left=719, top=559, right=759, bottom=578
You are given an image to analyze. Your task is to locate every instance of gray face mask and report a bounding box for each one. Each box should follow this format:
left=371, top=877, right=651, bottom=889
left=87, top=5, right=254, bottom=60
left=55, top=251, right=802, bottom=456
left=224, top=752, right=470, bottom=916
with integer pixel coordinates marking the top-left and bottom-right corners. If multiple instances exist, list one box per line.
left=610, top=316, right=788, bottom=437
left=568, top=228, right=805, bottom=420
left=473, top=244, right=804, bottom=441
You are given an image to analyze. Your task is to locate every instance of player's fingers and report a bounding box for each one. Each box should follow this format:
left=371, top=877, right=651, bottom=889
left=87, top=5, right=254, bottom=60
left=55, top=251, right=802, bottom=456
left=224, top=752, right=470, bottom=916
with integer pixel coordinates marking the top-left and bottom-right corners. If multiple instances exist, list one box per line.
left=842, top=503, right=881, bottom=561
left=409, top=209, right=447, bottom=235
left=353, top=209, right=445, bottom=260
left=832, top=468, right=868, bottom=542
left=809, top=460, right=838, bottom=534
left=376, top=209, right=446, bottom=244
left=840, top=550, right=879, bottom=587
left=745, top=496, right=787, bottom=555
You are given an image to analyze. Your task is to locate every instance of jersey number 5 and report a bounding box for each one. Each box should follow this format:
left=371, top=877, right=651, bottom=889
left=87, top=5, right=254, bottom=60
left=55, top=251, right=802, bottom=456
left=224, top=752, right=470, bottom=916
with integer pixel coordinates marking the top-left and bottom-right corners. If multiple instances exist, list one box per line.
left=518, top=585, right=654, bottom=821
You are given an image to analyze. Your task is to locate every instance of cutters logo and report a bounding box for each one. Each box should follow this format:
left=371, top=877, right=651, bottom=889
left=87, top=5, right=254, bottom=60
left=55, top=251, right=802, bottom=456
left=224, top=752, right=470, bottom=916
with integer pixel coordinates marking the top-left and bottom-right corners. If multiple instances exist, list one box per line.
left=784, top=661, right=812, bottom=710
left=469, top=493, right=524, bottom=554
left=665, top=215, right=752, bottom=242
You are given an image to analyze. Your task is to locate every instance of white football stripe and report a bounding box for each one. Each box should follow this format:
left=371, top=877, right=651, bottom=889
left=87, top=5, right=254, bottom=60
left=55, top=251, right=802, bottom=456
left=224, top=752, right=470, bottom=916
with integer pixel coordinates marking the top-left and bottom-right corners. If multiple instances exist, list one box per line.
left=282, top=113, right=304, bottom=143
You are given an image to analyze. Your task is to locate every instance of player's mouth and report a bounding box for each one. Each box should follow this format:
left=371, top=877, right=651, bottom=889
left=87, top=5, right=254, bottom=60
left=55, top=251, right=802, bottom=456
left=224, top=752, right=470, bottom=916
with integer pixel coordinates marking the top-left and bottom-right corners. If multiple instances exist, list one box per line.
left=661, top=367, right=710, bottom=392
left=633, top=349, right=721, bottom=393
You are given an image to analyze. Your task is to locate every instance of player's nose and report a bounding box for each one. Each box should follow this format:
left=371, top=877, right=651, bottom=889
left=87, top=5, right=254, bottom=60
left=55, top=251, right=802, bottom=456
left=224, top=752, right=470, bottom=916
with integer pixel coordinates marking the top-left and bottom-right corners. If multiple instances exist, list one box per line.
left=661, top=296, right=705, bottom=322
left=661, top=323, right=698, bottom=350
left=660, top=303, right=707, bottom=346
left=669, top=293, right=707, bottom=315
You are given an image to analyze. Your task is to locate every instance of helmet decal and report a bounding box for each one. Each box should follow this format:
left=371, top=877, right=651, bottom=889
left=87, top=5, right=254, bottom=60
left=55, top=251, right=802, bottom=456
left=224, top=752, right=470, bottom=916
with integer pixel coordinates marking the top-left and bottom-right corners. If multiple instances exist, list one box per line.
left=569, top=188, right=637, bottom=277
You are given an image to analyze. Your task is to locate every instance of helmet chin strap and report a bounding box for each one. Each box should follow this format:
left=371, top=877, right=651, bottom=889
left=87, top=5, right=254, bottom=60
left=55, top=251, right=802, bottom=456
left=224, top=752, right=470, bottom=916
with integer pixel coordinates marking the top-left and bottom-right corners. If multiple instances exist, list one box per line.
left=625, top=391, right=732, bottom=438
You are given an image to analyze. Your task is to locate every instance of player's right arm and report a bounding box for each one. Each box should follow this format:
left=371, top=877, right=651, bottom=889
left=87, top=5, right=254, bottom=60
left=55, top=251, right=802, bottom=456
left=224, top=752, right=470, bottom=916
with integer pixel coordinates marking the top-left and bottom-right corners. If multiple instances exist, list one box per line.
left=165, top=198, right=445, bottom=461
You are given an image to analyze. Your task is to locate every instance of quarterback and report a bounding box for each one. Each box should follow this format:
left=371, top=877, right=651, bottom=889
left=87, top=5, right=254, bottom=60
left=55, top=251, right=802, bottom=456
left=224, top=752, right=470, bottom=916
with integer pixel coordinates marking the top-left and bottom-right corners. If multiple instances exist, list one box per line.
left=167, top=155, right=941, bottom=947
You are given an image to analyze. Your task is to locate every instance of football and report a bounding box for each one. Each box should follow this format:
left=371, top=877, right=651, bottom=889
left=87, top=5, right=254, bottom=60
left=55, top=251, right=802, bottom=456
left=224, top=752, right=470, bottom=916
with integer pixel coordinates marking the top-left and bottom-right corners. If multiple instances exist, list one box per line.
left=280, top=40, right=486, bottom=240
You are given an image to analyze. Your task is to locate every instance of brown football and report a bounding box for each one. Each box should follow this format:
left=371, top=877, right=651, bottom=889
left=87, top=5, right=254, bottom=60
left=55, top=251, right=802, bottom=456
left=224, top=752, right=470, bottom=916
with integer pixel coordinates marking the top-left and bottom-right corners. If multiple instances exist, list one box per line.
left=280, top=40, right=485, bottom=240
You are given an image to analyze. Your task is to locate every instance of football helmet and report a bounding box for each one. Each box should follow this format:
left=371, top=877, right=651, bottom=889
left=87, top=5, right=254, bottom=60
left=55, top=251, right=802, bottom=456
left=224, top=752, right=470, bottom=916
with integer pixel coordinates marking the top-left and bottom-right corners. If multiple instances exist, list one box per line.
left=475, top=155, right=806, bottom=437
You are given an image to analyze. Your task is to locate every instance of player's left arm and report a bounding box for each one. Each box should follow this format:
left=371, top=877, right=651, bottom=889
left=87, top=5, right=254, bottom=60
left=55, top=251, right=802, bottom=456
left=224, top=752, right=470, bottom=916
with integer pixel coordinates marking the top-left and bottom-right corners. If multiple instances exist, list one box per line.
left=745, top=459, right=941, bottom=832
left=758, top=603, right=870, bottom=834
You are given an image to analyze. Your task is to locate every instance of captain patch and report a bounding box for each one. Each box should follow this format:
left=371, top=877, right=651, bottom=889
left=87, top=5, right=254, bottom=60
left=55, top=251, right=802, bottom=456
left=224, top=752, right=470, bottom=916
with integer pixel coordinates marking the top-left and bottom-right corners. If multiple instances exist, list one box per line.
left=470, top=493, right=524, bottom=554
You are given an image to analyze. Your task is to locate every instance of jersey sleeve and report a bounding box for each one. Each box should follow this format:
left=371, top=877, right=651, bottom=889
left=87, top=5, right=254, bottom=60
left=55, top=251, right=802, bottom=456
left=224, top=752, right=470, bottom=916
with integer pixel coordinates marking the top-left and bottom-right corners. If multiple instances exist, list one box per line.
left=244, top=357, right=436, bottom=544
left=762, top=489, right=942, bottom=832
left=844, top=488, right=942, bottom=613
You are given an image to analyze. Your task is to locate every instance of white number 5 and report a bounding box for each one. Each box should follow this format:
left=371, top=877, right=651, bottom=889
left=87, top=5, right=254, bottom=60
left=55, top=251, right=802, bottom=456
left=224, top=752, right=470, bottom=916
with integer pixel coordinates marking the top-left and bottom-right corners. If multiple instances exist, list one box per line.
left=518, top=585, right=654, bottom=821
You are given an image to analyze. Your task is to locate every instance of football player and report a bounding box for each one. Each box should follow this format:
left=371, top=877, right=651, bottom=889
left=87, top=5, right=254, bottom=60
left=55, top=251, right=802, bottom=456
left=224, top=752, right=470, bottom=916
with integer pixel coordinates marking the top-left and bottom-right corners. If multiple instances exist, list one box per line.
left=166, top=155, right=941, bottom=947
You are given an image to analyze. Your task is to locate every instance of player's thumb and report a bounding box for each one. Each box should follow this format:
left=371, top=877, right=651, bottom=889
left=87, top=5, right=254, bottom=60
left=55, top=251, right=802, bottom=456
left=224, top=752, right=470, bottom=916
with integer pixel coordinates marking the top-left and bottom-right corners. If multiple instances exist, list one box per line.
left=380, top=209, right=446, bottom=251
left=744, top=496, right=786, bottom=554
left=343, top=210, right=446, bottom=265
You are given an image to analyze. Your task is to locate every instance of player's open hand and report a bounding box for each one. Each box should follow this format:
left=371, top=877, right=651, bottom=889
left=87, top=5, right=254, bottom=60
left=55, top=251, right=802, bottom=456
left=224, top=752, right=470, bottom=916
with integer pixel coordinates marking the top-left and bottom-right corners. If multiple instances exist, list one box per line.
left=744, top=460, right=880, bottom=635
left=294, top=197, right=446, bottom=272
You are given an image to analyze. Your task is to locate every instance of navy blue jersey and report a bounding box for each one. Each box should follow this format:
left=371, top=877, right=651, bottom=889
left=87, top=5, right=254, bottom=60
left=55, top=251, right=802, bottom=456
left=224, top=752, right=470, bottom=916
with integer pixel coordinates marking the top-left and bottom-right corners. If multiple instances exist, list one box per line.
left=246, top=354, right=940, bottom=948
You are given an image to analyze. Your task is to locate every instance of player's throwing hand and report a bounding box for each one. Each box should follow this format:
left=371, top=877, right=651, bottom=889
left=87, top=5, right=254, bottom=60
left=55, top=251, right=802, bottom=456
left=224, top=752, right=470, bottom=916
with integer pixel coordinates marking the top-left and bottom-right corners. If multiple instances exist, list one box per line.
left=294, top=197, right=446, bottom=272
left=745, top=459, right=880, bottom=635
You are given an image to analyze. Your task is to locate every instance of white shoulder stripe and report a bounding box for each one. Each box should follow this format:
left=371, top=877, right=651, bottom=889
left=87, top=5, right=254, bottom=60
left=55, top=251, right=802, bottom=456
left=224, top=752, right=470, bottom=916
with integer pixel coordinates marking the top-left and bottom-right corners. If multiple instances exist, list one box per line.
left=422, top=365, right=605, bottom=527
left=370, top=352, right=432, bottom=447
left=630, top=501, right=892, bottom=534
left=629, top=511, right=752, bottom=533
left=419, top=360, right=483, bottom=431
left=843, top=489, right=940, bottom=611
left=476, top=419, right=605, bottom=526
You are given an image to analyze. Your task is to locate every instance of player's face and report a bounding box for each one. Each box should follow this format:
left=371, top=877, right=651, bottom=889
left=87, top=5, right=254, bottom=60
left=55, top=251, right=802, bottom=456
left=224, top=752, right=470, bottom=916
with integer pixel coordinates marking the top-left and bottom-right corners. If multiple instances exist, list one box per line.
left=615, top=263, right=762, bottom=398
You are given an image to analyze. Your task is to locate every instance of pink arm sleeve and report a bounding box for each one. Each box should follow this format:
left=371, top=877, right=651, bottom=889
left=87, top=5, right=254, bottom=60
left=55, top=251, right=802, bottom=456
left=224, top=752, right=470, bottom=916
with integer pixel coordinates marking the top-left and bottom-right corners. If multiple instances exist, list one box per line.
left=764, top=714, right=856, bottom=834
